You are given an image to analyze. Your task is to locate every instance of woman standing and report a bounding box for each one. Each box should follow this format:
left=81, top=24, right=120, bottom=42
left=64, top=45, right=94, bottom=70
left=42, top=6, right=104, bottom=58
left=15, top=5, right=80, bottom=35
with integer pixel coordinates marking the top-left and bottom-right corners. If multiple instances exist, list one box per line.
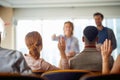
left=52, top=21, right=80, bottom=59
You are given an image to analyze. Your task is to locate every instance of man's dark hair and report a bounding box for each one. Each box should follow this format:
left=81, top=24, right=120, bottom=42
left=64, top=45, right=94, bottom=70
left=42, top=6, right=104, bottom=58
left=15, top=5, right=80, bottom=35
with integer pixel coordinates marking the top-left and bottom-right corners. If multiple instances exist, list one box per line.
left=93, top=12, right=104, bottom=20
left=83, top=26, right=98, bottom=42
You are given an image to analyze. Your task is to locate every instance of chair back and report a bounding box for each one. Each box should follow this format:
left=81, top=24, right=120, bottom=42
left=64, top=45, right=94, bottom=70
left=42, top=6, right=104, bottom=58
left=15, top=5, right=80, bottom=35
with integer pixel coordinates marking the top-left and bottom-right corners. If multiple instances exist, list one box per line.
left=41, top=69, right=91, bottom=80
left=32, top=70, right=44, bottom=75
left=0, top=73, right=44, bottom=80
left=80, top=73, right=120, bottom=80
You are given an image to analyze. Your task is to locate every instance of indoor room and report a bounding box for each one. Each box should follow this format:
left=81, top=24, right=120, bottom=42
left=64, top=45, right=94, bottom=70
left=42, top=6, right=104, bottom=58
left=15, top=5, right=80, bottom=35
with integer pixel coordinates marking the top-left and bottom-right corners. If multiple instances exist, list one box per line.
left=0, top=0, right=120, bottom=80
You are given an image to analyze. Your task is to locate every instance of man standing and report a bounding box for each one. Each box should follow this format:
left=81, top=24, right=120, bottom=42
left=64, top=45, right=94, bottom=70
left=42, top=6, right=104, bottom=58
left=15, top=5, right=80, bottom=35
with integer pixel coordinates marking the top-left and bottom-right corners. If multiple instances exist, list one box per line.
left=93, top=12, right=117, bottom=51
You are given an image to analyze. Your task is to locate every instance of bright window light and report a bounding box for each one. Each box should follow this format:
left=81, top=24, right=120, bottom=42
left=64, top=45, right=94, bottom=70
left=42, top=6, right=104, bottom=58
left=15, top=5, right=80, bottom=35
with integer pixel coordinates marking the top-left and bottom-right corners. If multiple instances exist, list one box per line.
left=16, top=19, right=119, bottom=66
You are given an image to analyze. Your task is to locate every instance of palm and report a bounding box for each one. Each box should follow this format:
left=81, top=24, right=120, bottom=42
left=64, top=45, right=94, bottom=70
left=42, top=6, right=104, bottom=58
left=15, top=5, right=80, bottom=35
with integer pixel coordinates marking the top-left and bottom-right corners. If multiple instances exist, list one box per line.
left=101, top=39, right=112, bottom=58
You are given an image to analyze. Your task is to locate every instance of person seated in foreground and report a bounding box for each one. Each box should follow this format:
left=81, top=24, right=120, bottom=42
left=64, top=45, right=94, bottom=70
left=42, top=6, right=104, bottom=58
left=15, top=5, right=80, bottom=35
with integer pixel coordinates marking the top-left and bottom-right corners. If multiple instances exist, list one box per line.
left=0, top=32, right=31, bottom=74
left=69, top=26, right=114, bottom=72
left=101, top=39, right=120, bottom=74
left=24, top=31, right=69, bottom=72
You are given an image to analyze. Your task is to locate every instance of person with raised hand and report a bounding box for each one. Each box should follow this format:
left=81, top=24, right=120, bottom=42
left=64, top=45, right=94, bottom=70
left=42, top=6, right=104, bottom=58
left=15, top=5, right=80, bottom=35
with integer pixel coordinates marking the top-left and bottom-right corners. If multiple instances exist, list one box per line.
left=24, top=31, right=69, bottom=72
left=100, top=39, right=120, bottom=74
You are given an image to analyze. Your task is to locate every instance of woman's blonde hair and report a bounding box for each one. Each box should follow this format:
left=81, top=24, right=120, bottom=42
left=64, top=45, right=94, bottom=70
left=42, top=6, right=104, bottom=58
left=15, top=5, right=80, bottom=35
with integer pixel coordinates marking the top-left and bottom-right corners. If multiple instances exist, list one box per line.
left=25, top=31, right=42, bottom=60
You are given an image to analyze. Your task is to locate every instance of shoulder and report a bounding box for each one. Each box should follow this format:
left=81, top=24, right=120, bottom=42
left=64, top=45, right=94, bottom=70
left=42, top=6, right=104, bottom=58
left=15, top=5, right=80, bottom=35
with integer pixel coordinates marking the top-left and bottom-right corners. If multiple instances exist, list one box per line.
left=104, top=27, right=114, bottom=35
left=0, top=47, right=22, bottom=55
left=70, top=53, right=81, bottom=61
left=105, top=27, right=113, bottom=32
left=34, top=58, right=46, bottom=63
left=1, top=47, right=24, bottom=59
left=25, top=55, right=44, bottom=62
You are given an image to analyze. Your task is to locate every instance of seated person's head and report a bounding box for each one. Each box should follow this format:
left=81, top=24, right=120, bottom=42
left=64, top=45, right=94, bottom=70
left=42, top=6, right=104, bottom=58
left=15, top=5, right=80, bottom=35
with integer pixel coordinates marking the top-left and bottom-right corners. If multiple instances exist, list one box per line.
left=25, top=31, right=42, bottom=60
left=83, top=26, right=98, bottom=44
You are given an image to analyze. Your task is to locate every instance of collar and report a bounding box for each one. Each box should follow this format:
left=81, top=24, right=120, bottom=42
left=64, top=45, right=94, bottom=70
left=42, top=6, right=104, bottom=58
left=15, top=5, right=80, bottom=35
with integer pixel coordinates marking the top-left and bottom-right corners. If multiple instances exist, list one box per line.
left=85, top=45, right=96, bottom=48
left=98, top=26, right=105, bottom=31
left=83, top=47, right=98, bottom=52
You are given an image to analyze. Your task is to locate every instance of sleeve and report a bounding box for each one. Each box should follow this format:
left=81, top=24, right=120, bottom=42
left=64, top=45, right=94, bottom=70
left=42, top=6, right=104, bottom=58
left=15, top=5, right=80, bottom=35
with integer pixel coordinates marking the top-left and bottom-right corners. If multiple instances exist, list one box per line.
left=52, top=36, right=59, bottom=41
left=52, top=35, right=61, bottom=41
left=71, top=38, right=80, bottom=54
left=15, top=51, right=32, bottom=74
left=108, top=29, right=117, bottom=50
left=40, top=59, right=60, bottom=71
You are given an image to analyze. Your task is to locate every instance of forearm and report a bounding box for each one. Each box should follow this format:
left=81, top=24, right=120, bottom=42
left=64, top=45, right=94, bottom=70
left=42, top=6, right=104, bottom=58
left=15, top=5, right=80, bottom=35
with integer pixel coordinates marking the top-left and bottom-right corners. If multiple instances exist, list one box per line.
left=59, top=51, right=69, bottom=69
left=102, top=57, right=110, bottom=74
left=110, top=55, right=120, bottom=74
left=60, top=50, right=67, bottom=59
left=59, top=58, right=69, bottom=69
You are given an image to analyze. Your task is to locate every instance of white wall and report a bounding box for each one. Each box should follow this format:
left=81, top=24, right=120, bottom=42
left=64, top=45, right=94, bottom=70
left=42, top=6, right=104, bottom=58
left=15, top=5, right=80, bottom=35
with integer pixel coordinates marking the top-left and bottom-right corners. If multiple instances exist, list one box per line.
left=0, top=7, right=14, bottom=49
left=14, top=6, right=120, bottom=20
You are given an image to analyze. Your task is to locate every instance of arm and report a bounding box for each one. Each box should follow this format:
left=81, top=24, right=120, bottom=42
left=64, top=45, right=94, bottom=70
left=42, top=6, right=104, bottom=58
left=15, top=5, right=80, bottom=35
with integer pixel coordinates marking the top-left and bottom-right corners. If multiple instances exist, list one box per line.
left=101, top=39, right=112, bottom=74
left=108, top=29, right=117, bottom=50
left=58, top=37, right=69, bottom=69
left=111, top=55, right=120, bottom=74
left=16, top=52, right=32, bottom=74
left=40, top=59, right=60, bottom=71
left=51, top=34, right=59, bottom=41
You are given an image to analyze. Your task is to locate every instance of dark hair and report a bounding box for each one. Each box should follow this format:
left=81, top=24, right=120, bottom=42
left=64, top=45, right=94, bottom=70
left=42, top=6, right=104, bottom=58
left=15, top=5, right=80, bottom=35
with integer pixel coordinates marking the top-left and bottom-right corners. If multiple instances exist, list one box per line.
left=93, top=12, right=104, bottom=20
left=63, top=21, right=74, bottom=35
left=83, top=26, right=98, bottom=42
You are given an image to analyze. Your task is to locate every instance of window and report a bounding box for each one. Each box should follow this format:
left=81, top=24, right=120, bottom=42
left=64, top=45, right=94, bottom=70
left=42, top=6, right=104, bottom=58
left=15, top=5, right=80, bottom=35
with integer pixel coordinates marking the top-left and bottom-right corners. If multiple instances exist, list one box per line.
left=16, top=18, right=119, bottom=66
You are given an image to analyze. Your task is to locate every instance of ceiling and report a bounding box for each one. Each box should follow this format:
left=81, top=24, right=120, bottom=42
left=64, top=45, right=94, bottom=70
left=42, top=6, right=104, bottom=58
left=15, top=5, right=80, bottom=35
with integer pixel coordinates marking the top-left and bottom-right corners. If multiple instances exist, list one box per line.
left=0, top=0, right=120, bottom=8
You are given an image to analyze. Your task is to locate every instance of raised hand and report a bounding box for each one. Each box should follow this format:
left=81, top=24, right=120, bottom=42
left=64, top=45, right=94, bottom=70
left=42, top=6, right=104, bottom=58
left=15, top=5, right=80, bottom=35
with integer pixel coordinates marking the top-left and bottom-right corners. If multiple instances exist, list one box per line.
left=58, top=37, right=69, bottom=69
left=58, top=37, right=66, bottom=52
left=52, top=34, right=56, bottom=40
left=101, top=39, right=112, bottom=59
left=101, top=39, right=113, bottom=74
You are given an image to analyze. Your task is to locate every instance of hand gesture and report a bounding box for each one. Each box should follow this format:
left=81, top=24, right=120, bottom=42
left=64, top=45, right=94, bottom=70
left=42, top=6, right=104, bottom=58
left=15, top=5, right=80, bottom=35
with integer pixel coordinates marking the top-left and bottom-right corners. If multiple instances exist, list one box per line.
left=58, top=37, right=66, bottom=52
left=52, top=34, right=56, bottom=40
left=101, top=39, right=112, bottom=59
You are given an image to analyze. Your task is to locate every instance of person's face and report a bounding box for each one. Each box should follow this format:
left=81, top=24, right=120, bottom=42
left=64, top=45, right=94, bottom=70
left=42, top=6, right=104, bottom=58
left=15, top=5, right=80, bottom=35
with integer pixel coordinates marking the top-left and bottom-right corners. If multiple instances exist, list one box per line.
left=64, top=23, right=73, bottom=36
left=94, top=15, right=103, bottom=26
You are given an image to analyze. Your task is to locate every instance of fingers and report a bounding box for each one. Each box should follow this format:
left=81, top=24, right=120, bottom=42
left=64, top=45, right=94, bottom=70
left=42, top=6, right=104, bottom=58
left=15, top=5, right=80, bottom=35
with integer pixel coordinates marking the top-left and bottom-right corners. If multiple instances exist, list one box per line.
left=103, top=39, right=110, bottom=51
left=101, top=39, right=112, bottom=57
left=108, top=39, right=112, bottom=54
left=58, top=37, right=66, bottom=51
left=59, top=37, right=65, bottom=46
left=101, top=39, right=107, bottom=53
left=101, top=44, right=104, bottom=52
left=104, top=39, right=108, bottom=51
